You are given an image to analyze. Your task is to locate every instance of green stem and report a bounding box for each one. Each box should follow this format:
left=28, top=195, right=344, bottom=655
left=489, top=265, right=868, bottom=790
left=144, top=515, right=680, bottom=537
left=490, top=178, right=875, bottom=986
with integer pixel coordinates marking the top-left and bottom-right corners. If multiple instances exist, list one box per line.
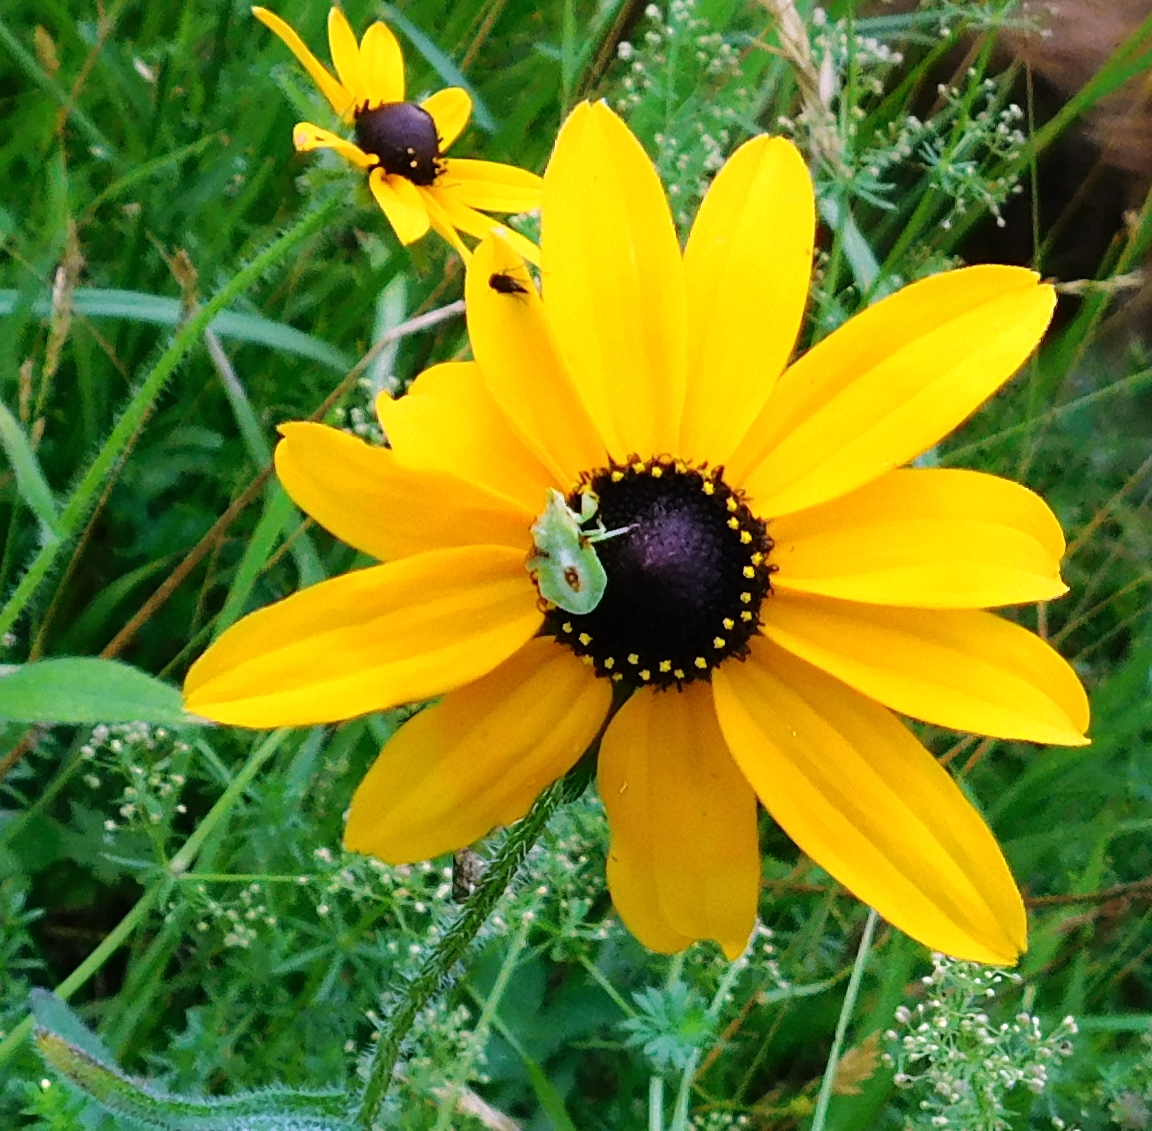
left=810, top=909, right=878, bottom=1131
left=0, top=200, right=340, bottom=642
left=0, top=729, right=290, bottom=1068
left=355, top=775, right=574, bottom=1129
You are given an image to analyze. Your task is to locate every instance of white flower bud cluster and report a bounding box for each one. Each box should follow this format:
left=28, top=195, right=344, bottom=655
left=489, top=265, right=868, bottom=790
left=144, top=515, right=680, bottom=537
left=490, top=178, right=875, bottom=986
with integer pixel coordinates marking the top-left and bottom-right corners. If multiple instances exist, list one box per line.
left=611, top=1, right=749, bottom=230
left=173, top=880, right=277, bottom=949
left=80, top=722, right=190, bottom=837
left=883, top=955, right=1079, bottom=1130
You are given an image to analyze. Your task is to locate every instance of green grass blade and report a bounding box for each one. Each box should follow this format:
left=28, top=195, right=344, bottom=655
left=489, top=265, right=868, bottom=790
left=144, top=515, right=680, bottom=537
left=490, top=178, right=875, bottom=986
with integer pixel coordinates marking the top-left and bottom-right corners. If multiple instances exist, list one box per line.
left=0, top=288, right=354, bottom=374
left=0, top=401, right=61, bottom=537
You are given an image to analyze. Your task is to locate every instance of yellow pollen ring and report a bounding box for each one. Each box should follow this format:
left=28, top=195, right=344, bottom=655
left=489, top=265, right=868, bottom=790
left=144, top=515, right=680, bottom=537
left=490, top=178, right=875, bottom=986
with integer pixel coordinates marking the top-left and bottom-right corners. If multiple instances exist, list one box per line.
left=578, top=632, right=592, bottom=645
left=694, top=657, right=707, bottom=669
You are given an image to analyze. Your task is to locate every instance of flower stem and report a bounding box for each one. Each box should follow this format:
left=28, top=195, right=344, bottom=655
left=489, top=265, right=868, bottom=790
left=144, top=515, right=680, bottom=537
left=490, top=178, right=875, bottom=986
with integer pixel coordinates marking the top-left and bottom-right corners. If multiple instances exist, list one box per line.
left=354, top=771, right=580, bottom=1129
left=810, top=909, right=879, bottom=1131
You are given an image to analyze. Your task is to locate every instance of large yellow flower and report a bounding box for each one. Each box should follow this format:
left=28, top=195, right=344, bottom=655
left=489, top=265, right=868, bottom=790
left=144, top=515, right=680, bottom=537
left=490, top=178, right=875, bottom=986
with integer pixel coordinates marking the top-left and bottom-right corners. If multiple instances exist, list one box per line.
left=253, top=6, right=541, bottom=261
left=185, top=102, right=1089, bottom=965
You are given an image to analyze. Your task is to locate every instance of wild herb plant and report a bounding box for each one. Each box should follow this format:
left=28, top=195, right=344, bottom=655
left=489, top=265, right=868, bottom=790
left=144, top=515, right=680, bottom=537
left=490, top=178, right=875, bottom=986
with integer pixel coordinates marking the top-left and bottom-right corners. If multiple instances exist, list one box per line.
left=1, top=0, right=1152, bottom=1129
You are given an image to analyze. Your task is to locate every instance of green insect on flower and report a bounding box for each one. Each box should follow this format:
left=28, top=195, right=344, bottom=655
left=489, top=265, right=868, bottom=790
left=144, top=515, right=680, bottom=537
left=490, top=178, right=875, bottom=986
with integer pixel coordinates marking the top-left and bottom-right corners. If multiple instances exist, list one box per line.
left=527, top=488, right=633, bottom=615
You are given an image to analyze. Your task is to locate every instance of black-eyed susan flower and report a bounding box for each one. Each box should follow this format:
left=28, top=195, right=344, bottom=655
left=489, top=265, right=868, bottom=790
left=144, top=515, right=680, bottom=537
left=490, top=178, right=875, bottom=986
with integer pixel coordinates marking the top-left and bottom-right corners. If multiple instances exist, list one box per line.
left=253, top=5, right=542, bottom=260
left=184, top=102, right=1089, bottom=965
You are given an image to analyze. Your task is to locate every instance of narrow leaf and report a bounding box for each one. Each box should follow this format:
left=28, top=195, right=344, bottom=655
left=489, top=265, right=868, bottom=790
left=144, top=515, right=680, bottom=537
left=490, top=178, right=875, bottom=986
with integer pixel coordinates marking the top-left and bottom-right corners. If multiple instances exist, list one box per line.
left=0, top=657, right=199, bottom=726
left=30, top=990, right=118, bottom=1069
left=36, top=1029, right=354, bottom=1130
left=0, top=400, right=60, bottom=536
left=0, top=288, right=353, bottom=373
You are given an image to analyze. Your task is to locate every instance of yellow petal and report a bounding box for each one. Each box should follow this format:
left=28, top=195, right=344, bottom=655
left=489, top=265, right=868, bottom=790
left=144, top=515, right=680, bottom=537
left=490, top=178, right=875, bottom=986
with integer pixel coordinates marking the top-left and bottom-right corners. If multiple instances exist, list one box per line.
left=761, top=591, right=1090, bottom=745
left=375, top=360, right=556, bottom=510
left=681, top=136, right=814, bottom=465
left=369, top=169, right=431, bottom=244
left=345, top=638, right=611, bottom=863
left=422, top=87, right=472, bottom=150
left=730, top=267, right=1057, bottom=515
left=274, top=422, right=533, bottom=559
left=713, top=639, right=1026, bottom=964
left=437, top=158, right=543, bottom=213
left=252, top=6, right=351, bottom=116
left=292, top=122, right=375, bottom=168
left=326, top=6, right=365, bottom=108
left=542, top=101, right=686, bottom=458
left=466, top=236, right=607, bottom=487
left=359, top=20, right=403, bottom=105
left=183, top=547, right=541, bottom=728
left=599, top=683, right=760, bottom=959
left=430, top=191, right=541, bottom=265
left=769, top=468, right=1068, bottom=608
left=415, top=186, right=472, bottom=259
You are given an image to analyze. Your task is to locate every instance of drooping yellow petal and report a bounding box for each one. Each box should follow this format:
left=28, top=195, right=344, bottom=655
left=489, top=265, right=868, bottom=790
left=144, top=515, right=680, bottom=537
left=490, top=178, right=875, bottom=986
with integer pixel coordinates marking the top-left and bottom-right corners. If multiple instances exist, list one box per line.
left=681, top=135, right=814, bottom=466
left=713, top=639, right=1026, bottom=964
left=415, top=187, right=472, bottom=259
left=358, top=20, right=404, bottom=105
left=542, top=101, right=686, bottom=458
left=599, top=683, right=760, bottom=959
left=369, top=169, right=431, bottom=244
left=761, top=591, right=1090, bottom=745
left=438, top=159, right=543, bottom=213
left=184, top=547, right=541, bottom=728
left=729, top=267, right=1057, bottom=515
left=422, top=87, right=472, bottom=150
left=466, top=236, right=607, bottom=487
left=345, top=638, right=611, bottom=863
left=375, top=361, right=557, bottom=510
left=252, top=6, right=351, bottom=117
left=274, top=422, right=533, bottom=559
left=769, top=468, right=1067, bottom=608
left=326, top=6, right=365, bottom=108
left=429, top=191, right=541, bottom=265
left=292, top=122, right=375, bottom=168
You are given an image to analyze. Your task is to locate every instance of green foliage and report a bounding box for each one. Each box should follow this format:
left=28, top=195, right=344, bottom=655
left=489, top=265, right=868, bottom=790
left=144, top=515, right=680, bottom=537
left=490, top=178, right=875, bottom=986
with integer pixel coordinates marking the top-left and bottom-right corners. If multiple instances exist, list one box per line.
left=1, top=0, right=1152, bottom=1127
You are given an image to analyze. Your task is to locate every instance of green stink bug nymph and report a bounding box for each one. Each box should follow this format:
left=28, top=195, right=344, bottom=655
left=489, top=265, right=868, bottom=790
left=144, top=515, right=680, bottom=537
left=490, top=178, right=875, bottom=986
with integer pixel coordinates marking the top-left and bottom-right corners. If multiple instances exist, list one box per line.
left=527, top=489, right=632, bottom=615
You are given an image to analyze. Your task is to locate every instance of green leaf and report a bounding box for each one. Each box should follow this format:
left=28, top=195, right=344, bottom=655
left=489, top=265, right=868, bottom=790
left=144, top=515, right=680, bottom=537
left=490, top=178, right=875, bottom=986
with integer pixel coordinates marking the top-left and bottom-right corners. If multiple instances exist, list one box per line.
left=0, top=400, right=61, bottom=536
left=30, top=990, right=119, bottom=1069
left=0, top=288, right=353, bottom=374
left=35, top=1029, right=354, bottom=1130
left=0, top=657, right=200, bottom=726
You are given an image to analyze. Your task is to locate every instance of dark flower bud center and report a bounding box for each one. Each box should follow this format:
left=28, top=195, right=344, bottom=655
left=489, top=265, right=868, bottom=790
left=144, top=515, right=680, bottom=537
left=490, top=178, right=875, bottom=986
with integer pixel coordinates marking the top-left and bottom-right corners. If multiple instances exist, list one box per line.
left=544, top=458, right=774, bottom=690
left=354, top=102, right=441, bottom=186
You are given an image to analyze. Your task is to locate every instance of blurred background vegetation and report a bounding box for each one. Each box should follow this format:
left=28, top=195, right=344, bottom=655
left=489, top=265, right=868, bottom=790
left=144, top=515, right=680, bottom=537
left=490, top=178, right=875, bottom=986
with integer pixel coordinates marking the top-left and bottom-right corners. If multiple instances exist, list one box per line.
left=1, top=0, right=1152, bottom=1127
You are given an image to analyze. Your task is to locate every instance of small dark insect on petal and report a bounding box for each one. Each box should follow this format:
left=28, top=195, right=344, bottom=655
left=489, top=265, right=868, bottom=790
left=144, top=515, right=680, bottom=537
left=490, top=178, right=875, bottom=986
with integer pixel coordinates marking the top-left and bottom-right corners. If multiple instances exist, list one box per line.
left=488, top=271, right=529, bottom=295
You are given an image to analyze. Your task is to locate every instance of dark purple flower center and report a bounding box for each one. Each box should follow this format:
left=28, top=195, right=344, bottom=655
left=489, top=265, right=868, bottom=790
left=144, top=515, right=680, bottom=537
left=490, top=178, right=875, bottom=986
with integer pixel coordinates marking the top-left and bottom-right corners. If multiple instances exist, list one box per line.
left=545, top=458, right=774, bottom=690
left=354, top=102, right=441, bottom=186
